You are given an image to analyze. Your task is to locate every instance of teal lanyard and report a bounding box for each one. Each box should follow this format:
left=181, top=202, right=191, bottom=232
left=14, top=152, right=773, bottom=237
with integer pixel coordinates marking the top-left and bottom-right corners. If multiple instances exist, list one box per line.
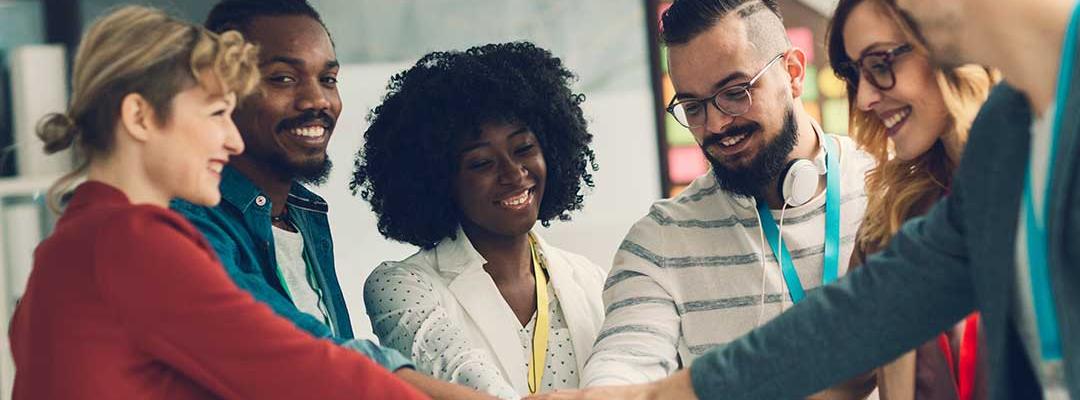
left=756, top=135, right=841, bottom=303
left=1024, top=1, right=1080, bottom=363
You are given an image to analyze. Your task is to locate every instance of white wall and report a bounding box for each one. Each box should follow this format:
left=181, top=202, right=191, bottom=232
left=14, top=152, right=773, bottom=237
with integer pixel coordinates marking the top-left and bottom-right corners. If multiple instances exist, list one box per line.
left=321, top=63, right=661, bottom=338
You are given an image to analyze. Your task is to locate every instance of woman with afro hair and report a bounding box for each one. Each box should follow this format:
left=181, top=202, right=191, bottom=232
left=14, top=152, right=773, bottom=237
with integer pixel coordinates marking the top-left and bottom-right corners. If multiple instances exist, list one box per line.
left=352, top=42, right=605, bottom=398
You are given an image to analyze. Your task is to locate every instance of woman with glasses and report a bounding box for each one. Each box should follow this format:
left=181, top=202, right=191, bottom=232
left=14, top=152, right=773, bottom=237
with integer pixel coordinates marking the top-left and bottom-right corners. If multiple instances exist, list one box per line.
left=828, top=0, right=998, bottom=398
left=353, top=42, right=604, bottom=399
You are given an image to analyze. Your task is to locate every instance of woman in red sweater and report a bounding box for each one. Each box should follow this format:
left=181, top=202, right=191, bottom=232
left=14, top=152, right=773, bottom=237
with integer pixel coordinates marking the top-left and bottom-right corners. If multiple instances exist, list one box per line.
left=9, top=6, right=428, bottom=399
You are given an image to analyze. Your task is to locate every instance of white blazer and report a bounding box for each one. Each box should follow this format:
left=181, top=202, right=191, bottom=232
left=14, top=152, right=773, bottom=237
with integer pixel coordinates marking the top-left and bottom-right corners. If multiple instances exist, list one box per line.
left=364, top=227, right=607, bottom=398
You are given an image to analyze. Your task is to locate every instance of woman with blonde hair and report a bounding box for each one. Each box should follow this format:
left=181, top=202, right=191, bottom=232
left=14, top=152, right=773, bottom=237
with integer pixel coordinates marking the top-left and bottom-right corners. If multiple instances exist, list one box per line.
left=827, top=0, right=998, bottom=398
left=9, top=6, right=428, bottom=399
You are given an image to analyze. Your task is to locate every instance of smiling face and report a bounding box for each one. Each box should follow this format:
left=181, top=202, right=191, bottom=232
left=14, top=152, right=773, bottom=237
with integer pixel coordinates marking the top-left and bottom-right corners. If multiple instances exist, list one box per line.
left=144, top=81, right=244, bottom=206
left=230, top=14, right=340, bottom=183
left=844, top=1, right=950, bottom=161
left=452, top=121, right=547, bottom=241
left=667, top=12, right=801, bottom=198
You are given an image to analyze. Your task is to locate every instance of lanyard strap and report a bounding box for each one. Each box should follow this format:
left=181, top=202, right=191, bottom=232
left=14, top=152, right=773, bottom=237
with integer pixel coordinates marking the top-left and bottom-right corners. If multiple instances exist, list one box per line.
left=527, top=234, right=550, bottom=394
left=1023, top=1, right=1080, bottom=363
left=756, top=135, right=841, bottom=303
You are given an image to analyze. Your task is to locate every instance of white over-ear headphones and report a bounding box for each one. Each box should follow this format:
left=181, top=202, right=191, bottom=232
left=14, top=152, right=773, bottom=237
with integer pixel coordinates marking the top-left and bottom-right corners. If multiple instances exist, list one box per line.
left=777, top=128, right=829, bottom=207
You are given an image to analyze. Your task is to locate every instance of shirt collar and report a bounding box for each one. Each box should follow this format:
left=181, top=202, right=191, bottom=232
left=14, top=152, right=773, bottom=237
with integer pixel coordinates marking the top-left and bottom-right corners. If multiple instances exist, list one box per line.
left=434, top=226, right=550, bottom=274
left=217, top=165, right=328, bottom=214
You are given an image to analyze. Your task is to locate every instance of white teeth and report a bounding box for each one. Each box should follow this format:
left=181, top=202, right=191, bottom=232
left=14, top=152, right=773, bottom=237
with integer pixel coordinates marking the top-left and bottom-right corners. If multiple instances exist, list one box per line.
left=209, top=163, right=223, bottom=173
left=500, top=190, right=531, bottom=207
left=720, top=133, right=748, bottom=147
left=291, top=126, right=325, bottom=137
left=883, top=107, right=911, bottom=129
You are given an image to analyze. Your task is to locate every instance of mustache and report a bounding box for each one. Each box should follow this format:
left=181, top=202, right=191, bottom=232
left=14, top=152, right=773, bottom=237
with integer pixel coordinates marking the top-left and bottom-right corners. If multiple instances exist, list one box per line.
left=701, top=123, right=760, bottom=148
left=275, top=110, right=336, bottom=133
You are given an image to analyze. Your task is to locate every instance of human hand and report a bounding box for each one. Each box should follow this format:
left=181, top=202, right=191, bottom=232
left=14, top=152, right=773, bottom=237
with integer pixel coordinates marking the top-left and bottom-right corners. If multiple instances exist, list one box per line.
left=522, top=370, right=698, bottom=400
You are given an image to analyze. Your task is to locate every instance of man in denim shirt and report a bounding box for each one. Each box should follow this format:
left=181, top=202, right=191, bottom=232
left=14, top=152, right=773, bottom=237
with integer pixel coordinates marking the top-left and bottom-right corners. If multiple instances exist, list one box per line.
left=174, top=2, right=495, bottom=398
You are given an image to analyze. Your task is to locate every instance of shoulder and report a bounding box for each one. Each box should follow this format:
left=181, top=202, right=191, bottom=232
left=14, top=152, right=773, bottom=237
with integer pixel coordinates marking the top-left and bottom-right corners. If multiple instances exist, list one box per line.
left=833, top=134, right=875, bottom=175
left=365, top=254, right=442, bottom=293
left=100, top=205, right=204, bottom=242
left=169, top=198, right=233, bottom=230
left=93, top=205, right=215, bottom=265
left=170, top=198, right=210, bottom=217
left=968, top=83, right=1032, bottom=146
left=622, top=174, right=740, bottom=251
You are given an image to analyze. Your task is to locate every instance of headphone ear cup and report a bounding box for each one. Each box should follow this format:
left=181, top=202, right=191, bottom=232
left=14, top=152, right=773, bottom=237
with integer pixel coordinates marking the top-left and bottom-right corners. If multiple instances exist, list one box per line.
left=780, top=159, right=819, bottom=207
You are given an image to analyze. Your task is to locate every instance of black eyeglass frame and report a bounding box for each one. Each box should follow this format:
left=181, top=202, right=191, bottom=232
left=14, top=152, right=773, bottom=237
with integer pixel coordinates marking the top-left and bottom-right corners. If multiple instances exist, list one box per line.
left=837, top=43, right=914, bottom=91
left=665, top=51, right=787, bottom=129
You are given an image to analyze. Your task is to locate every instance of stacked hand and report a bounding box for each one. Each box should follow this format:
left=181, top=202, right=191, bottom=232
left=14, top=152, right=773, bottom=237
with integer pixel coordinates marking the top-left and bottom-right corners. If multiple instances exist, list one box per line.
left=522, top=370, right=698, bottom=400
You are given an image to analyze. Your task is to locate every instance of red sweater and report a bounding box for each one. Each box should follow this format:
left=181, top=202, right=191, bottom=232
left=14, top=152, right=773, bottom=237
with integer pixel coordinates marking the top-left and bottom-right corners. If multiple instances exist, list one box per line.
left=10, top=181, right=428, bottom=400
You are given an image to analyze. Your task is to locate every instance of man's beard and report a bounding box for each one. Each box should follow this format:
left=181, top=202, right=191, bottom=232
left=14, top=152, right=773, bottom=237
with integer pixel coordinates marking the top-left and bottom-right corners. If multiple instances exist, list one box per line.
left=277, top=155, right=332, bottom=186
left=264, top=109, right=336, bottom=185
left=703, top=108, right=798, bottom=199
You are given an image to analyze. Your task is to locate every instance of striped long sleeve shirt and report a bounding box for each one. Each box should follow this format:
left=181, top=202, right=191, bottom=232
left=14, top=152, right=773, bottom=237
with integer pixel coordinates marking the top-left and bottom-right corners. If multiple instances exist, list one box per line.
left=583, top=135, right=875, bottom=391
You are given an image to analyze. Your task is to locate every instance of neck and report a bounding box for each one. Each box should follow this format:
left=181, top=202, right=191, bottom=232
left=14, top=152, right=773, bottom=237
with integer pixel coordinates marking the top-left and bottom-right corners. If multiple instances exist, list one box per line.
left=762, top=108, right=823, bottom=209
left=973, top=0, right=1074, bottom=115
left=230, top=155, right=294, bottom=217
left=465, top=224, right=533, bottom=283
left=86, top=151, right=170, bottom=208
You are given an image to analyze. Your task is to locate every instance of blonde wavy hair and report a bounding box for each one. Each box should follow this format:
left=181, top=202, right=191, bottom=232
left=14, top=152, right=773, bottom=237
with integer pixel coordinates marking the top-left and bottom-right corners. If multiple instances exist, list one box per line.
left=37, top=5, right=260, bottom=213
left=827, top=0, right=999, bottom=253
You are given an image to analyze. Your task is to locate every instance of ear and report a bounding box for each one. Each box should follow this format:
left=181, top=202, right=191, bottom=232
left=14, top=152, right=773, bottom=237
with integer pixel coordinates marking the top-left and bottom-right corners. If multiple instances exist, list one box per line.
left=118, top=93, right=157, bottom=143
left=784, top=48, right=808, bottom=98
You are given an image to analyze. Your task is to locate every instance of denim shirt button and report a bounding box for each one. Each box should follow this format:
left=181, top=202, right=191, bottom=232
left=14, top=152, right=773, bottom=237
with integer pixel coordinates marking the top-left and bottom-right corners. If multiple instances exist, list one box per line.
left=255, top=195, right=267, bottom=207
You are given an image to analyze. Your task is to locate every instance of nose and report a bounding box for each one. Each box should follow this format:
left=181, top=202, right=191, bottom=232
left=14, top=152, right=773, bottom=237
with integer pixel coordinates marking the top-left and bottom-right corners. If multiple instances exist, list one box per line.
left=295, top=78, right=333, bottom=112
left=224, top=119, right=245, bottom=156
left=702, top=101, right=736, bottom=135
left=855, top=74, right=883, bottom=112
left=496, top=158, right=527, bottom=186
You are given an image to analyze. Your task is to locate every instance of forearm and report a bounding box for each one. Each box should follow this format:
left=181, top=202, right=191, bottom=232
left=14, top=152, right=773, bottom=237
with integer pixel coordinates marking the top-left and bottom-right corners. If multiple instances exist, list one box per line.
left=396, top=368, right=501, bottom=400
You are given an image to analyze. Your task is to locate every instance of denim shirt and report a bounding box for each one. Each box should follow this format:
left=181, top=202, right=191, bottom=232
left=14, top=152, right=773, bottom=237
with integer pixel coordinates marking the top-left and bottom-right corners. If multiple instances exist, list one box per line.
left=171, top=166, right=413, bottom=371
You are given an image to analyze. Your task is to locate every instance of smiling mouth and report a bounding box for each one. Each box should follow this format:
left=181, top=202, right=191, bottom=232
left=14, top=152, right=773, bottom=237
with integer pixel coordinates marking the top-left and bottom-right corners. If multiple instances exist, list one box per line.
left=208, top=159, right=227, bottom=174
left=882, top=106, right=912, bottom=130
left=496, top=188, right=534, bottom=210
left=283, top=125, right=331, bottom=147
left=719, top=132, right=751, bottom=148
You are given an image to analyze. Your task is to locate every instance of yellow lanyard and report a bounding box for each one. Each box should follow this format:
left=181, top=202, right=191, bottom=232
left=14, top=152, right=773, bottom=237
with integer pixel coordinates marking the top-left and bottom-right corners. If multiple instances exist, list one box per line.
left=527, top=234, right=550, bottom=394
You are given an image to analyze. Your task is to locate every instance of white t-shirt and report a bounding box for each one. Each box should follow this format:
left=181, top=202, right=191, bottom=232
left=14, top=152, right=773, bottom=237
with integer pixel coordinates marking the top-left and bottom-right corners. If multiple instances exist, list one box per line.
left=1014, top=104, right=1067, bottom=399
left=272, top=225, right=331, bottom=325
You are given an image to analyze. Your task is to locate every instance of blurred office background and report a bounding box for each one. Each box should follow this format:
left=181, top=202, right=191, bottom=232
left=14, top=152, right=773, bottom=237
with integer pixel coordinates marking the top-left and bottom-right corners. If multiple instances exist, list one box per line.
left=0, top=0, right=842, bottom=396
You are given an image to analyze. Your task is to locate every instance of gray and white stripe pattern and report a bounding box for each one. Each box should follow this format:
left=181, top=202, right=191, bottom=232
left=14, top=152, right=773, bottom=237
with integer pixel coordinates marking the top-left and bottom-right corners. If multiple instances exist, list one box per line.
left=582, top=135, right=875, bottom=388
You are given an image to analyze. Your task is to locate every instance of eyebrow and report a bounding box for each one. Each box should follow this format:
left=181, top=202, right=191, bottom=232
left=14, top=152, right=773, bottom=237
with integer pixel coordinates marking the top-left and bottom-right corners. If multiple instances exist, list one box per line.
left=674, top=72, right=749, bottom=100
left=261, top=56, right=341, bottom=70
left=459, top=127, right=530, bottom=153
left=859, top=41, right=904, bottom=57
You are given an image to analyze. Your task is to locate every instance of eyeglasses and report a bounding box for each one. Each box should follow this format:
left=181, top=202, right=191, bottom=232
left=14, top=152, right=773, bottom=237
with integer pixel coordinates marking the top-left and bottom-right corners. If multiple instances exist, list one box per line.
left=836, top=43, right=913, bottom=91
left=666, top=52, right=787, bottom=129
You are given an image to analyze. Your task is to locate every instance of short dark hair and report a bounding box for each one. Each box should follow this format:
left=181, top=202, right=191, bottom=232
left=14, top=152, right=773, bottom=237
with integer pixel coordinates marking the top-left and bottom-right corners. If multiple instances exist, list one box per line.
left=205, top=0, right=328, bottom=37
left=351, top=42, right=598, bottom=249
left=661, top=0, right=783, bottom=45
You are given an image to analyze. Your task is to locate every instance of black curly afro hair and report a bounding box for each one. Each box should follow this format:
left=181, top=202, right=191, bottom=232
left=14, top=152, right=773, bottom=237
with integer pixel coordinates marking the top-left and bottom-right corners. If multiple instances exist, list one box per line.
left=351, top=41, right=598, bottom=249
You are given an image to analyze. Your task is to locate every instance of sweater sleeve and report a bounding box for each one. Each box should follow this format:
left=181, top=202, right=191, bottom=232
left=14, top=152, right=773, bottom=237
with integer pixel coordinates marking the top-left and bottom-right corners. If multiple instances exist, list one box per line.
left=689, top=191, right=975, bottom=400
left=364, top=265, right=519, bottom=400
left=582, top=219, right=681, bottom=387
left=93, top=208, right=429, bottom=400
